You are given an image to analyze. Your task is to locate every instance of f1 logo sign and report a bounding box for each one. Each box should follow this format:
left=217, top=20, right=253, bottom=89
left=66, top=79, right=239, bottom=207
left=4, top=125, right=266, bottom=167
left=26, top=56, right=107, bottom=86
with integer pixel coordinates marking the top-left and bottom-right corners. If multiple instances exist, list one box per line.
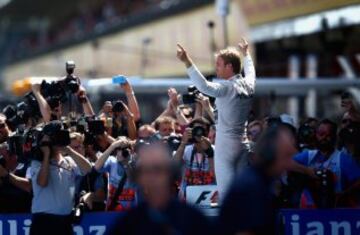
left=186, top=185, right=218, bottom=208
left=195, top=191, right=211, bottom=204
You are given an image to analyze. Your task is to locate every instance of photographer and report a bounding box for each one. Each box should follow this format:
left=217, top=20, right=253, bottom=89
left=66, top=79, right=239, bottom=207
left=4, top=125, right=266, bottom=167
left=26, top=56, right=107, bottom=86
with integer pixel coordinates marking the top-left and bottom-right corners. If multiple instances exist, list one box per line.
left=297, top=120, right=318, bottom=151
left=341, top=92, right=360, bottom=129
left=174, top=118, right=215, bottom=199
left=0, top=143, right=32, bottom=213
left=177, top=38, right=256, bottom=200
left=337, top=122, right=360, bottom=207
left=94, top=137, right=139, bottom=212
left=292, top=119, right=360, bottom=208
left=28, top=125, right=92, bottom=235
left=65, top=132, right=107, bottom=211
left=111, top=100, right=137, bottom=140
left=31, top=81, right=94, bottom=123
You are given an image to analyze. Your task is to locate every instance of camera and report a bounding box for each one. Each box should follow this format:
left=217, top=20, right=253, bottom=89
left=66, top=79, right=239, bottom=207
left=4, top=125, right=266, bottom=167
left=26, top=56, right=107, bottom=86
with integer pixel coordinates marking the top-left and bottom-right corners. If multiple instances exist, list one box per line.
left=64, top=61, right=80, bottom=94
left=72, top=190, right=87, bottom=224
left=189, top=126, right=206, bottom=143
left=297, top=124, right=316, bottom=150
left=339, top=122, right=360, bottom=144
left=114, top=146, right=131, bottom=159
left=3, top=93, right=42, bottom=131
left=182, top=85, right=200, bottom=105
left=308, top=168, right=336, bottom=208
left=166, top=135, right=182, bottom=152
left=8, top=121, right=71, bottom=162
left=40, top=61, right=81, bottom=103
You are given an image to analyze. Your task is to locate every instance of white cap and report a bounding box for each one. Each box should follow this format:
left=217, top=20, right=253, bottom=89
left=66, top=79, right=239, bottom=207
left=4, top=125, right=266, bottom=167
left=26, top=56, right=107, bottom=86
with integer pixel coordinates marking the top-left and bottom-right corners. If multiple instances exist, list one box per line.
left=280, top=114, right=295, bottom=127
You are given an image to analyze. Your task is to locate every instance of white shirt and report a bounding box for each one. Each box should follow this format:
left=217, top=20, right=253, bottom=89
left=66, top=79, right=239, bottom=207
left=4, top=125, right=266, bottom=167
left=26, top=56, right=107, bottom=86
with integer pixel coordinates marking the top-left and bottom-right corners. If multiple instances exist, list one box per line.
left=27, top=157, right=82, bottom=215
left=186, top=55, right=256, bottom=137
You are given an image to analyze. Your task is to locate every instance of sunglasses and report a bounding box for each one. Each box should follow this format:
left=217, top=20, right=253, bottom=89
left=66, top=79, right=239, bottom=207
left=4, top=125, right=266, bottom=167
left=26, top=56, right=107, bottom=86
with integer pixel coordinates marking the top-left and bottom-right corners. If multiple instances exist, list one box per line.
left=0, top=123, right=6, bottom=129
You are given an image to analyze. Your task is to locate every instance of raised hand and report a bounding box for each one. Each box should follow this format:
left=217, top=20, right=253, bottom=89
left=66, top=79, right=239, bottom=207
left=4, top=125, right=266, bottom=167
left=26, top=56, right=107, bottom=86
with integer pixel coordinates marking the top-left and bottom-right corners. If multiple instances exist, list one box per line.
left=181, top=128, right=192, bottom=144
left=112, top=137, right=129, bottom=149
left=177, top=43, right=193, bottom=68
left=168, top=88, right=179, bottom=107
left=120, top=101, right=134, bottom=119
left=196, top=93, right=211, bottom=109
left=238, top=37, right=249, bottom=56
left=120, top=77, right=133, bottom=94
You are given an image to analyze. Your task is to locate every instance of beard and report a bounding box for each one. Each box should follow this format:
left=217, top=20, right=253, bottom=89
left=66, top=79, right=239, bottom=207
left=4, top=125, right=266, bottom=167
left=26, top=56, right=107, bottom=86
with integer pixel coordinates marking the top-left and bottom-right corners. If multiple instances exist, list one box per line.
left=317, top=140, right=334, bottom=153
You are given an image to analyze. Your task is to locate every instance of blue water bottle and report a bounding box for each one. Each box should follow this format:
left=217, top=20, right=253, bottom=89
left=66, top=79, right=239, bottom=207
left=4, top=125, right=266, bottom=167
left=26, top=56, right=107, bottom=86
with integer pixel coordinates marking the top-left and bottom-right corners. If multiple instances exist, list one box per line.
left=112, top=75, right=127, bottom=85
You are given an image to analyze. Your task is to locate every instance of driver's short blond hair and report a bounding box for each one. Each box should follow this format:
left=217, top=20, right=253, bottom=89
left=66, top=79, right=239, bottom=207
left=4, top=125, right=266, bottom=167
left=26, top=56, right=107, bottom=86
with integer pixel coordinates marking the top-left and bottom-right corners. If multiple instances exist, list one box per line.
left=215, top=47, right=241, bottom=74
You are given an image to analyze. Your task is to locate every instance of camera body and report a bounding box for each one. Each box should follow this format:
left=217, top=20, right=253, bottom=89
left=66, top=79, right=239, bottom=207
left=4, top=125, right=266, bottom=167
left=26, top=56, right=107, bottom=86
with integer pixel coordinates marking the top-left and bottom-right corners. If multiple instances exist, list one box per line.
left=166, top=135, right=182, bottom=152
left=182, top=85, right=200, bottom=105
left=3, top=93, right=42, bottom=131
left=40, top=61, right=80, bottom=103
left=8, top=121, right=71, bottom=162
left=189, top=126, right=206, bottom=143
left=308, top=168, right=336, bottom=208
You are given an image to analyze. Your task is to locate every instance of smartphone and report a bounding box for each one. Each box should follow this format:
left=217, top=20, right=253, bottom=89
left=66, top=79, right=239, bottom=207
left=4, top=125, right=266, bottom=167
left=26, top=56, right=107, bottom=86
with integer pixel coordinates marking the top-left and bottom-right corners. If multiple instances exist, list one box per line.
left=112, top=75, right=127, bottom=85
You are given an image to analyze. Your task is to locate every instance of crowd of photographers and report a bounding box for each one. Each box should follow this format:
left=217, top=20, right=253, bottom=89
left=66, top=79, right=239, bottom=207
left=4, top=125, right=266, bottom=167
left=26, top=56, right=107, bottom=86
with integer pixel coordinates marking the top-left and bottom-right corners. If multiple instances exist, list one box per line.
left=0, top=60, right=359, bottom=234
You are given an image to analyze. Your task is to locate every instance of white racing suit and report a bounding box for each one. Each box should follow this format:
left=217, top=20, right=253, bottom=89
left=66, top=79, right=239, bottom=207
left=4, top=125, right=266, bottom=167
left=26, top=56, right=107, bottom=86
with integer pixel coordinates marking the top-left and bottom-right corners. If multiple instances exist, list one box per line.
left=186, top=55, right=256, bottom=200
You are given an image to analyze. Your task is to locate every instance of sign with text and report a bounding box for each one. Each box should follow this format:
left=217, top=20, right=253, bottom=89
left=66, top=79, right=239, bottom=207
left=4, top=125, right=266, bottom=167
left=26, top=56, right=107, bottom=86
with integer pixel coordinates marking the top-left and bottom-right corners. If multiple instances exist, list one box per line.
left=0, top=212, right=124, bottom=235
left=186, top=185, right=219, bottom=217
left=280, top=209, right=360, bottom=235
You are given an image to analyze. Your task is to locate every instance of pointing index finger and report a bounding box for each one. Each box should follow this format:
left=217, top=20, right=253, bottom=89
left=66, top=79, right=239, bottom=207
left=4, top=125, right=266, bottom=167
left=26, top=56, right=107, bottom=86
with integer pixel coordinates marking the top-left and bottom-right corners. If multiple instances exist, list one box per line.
left=177, top=43, right=185, bottom=51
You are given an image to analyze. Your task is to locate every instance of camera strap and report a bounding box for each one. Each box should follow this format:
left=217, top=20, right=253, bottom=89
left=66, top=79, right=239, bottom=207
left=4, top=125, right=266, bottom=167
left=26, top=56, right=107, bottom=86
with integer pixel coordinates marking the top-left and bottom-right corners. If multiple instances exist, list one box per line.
left=189, top=146, right=205, bottom=177
left=107, top=164, right=127, bottom=211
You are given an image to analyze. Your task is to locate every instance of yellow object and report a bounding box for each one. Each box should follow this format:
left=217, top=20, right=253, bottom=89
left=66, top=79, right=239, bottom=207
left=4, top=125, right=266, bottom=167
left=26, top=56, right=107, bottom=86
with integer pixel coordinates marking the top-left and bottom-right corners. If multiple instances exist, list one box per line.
left=11, top=78, right=32, bottom=96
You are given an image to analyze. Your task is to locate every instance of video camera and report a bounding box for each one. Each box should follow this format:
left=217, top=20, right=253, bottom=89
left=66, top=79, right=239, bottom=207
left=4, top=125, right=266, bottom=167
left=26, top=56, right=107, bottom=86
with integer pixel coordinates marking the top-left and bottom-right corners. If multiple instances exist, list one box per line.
left=3, top=93, right=42, bottom=131
left=72, top=116, right=106, bottom=147
left=40, top=61, right=81, bottom=104
left=8, top=121, right=71, bottom=162
left=182, top=85, right=200, bottom=105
